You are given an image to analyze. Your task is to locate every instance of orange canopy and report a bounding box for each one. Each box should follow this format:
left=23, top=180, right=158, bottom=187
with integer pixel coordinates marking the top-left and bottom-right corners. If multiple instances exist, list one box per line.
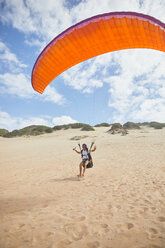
left=31, top=12, right=165, bottom=94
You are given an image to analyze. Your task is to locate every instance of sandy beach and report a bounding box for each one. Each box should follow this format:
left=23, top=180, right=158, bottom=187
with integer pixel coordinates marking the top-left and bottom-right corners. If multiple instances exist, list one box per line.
left=0, top=127, right=165, bottom=248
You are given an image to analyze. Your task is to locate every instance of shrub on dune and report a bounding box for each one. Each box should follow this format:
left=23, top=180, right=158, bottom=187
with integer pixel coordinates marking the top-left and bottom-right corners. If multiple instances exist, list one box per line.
left=107, top=123, right=128, bottom=135
left=53, top=123, right=94, bottom=131
left=70, top=135, right=88, bottom=140
left=109, top=123, right=123, bottom=131
left=149, top=122, right=165, bottom=129
left=3, top=125, right=53, bottom=137
left=0, top=129, right=9, bottom=137
left=81, top=125, right=95, bottom=131
left=123, top=122, right=140, bottom=129
left=94, top=123, right=110, bottom=127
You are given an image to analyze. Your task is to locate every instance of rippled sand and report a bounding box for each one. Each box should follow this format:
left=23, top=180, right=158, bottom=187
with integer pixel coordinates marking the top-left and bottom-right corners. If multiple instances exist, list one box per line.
left=0, top=127, right=165, bottom=248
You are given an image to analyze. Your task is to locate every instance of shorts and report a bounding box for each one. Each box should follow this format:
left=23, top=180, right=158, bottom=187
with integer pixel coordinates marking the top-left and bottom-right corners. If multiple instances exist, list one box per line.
left=82, top=159, right=89, bottom=165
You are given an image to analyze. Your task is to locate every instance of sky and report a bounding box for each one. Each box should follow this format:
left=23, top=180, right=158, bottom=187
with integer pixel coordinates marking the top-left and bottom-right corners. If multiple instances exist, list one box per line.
left=0, top=0, right=165, bottom=131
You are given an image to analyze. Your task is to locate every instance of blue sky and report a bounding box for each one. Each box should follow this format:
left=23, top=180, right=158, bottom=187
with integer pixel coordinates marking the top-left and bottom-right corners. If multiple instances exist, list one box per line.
left=0, top=0, right=165, bottom=131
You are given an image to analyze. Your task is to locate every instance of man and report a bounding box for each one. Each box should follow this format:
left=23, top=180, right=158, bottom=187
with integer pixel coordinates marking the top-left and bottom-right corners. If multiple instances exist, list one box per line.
left=73, top=143, right=96, bottom=177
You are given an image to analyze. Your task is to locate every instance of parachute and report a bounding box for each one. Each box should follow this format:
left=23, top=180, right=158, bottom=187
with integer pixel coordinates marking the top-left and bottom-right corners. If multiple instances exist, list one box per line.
left=31, top=12, right=165, bottom=94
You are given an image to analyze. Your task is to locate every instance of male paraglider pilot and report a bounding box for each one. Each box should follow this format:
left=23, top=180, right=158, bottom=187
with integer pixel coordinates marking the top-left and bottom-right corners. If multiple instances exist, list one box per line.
left=73, top=143, right=96, bottom=177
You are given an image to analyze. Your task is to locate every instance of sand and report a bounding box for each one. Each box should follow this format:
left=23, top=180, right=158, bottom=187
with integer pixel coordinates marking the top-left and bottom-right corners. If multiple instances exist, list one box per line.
left=0, top=127, right=165, bottom=248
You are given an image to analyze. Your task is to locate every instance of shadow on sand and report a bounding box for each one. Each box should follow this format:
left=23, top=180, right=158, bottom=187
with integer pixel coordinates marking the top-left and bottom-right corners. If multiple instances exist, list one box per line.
left=50, top=176, right=83, bottom=182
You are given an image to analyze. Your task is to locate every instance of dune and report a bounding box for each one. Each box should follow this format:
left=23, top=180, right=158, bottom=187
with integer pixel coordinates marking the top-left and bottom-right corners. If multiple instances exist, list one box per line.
left=0, top=127, right=165, bottom=248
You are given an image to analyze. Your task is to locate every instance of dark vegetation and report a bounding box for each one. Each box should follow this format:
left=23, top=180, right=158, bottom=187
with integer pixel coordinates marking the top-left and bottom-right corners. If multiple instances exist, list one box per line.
left=70, top=135, right=89, bottom=141
left=1, top=121, right=165, bottom=138
left=94, top=122, right=110, bottom=127
left=53, top=123, right=94, bottom=131
left=81, top=125, right=95, bottom=131
left=123, top=122, right=140, bottom=129
left=3, top=125, right=53, bottom=138
left=107, top=121, right=165, bottom=135
left=0, top=129, right=9, bottom=137
left=108, top=123, right=128, bottom=135
left=137, top=122, right=165, bottom=129
left=53, top=123, right=83, bottom=130
left=148, top=122, right=165, bottom=129
left=110, top=123, right=122, bottom=130
left=2, top=123, right=94, bottom=138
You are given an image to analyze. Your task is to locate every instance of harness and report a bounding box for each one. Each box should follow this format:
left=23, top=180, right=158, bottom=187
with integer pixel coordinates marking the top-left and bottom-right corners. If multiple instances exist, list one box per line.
left=78, top=142, right=94, bottom=168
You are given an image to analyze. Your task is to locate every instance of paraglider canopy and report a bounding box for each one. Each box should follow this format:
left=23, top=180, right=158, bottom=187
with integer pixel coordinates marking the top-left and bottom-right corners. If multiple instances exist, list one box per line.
left=31, top=12, right=165, bottom=94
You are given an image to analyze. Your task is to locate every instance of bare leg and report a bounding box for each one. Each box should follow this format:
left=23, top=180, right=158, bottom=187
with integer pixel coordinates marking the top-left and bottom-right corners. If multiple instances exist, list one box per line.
left=82, top=161, right=88, bottom=176
left=77, top=162, right=83, bottom=177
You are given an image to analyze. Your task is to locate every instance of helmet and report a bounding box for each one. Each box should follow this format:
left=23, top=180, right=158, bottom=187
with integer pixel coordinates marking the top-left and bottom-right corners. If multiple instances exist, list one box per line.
left=82, top=144, right=87, bottom=147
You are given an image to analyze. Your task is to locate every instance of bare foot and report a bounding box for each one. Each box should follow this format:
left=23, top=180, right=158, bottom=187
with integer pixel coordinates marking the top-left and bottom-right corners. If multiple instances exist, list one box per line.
left=82, top=174, right=84, bottom=177
left=77, top=174, right=81, bottom=177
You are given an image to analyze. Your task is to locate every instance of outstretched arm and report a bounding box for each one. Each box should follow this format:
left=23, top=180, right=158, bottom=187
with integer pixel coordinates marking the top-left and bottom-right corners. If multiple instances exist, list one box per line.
left=91, top=145, right=96, bottom=152
left=73, top=147, right=81, bottom=154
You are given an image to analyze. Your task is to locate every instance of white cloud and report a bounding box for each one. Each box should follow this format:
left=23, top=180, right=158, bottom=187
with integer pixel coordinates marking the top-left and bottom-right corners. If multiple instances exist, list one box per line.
left=0, top=40, right=65, bottom=104
left=130, top=98, right=165, bottom=122
left=0, top=73, right=66, bottom=104
left=1, top=0, right=164, bottom=49
left=0, top=0, right=72, bottom=45
left=62, top=48, right=165, bottom=123
left=43, top=86, right=66, bottom=105
left=62, top=53, right=112, bottom=92
left=63, top=48, right=165, bottom=123
left=24, top=38, right=48, bottom=55
left=0, top=109, right=77, bottom=131
left=0, top=0, right=165, bottom=53
left=72, top=0, right=165, bottom=24
left=158, top=86, right=165, bottom=98
left=0, top=110, right=51, bottom=131
left=0, top=111, right=18, bottom=131
left=71, top=0, right=139, bottom=22
left=52, top=115, right=77, bottom=126
left=105, top=49, right=165, bottom=122
left=0, top=0, right=165, bottom=123
left=0, top=73, right=34, bottom=98
left=24, top=38, right=46, bottom=50
left=0, top=41, right=27, bottom=68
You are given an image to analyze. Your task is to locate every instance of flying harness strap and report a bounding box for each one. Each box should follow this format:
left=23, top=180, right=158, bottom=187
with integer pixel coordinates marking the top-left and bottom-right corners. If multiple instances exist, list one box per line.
left=78, top=142, right=94, bottom=168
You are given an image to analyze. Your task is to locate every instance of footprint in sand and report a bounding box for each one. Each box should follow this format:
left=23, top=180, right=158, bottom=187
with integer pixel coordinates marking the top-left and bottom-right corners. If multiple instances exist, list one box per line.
left=129, top=205, right=134, bottom=210
left=56, top=239, right=72, bottom=248
left=117, top=222, right=134, bottom=233
left=139, top=245, right=162, bottom=248
left=127, top=223, right=134, bottom=230
left=87, top=241, right=100, bottom=248
left=143, top=207, right=149, bottom=212
left=107, top=203, right=112, bottom=210
left=33, top=231, right=53, bottom=243
left=138, top=206, right=149, bottom=217
left=89, top=223, right=109, bottom=237
left=149, top=245, right=162, bottom=248
left=146, top=227, right=159, bottom=240
left=113, top=206, right=121, bottom=212
left=64, top=223, right=88, bottom=241
left=42, top=204, right=48, bottom=208
left=148, top=228, right=158, bottom=234
left=100, top=223, right=109, bottom=233
left=157, top=216, right=165, bottom=222
left=144, top=199, right=151, bottom=204
left=72, top=216, right=86, bottom=222
left=19, top=224, right=25, bottom=229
